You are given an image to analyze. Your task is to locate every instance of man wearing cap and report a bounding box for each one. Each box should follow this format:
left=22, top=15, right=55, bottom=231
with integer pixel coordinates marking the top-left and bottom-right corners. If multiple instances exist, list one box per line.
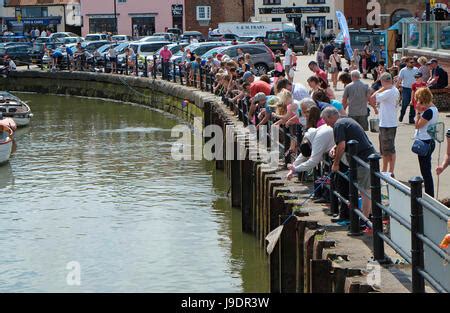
left=427, top=59, right=448, bottom=90
left=242, top=71, right=254, bottom=84
left=397, top=57, right=419, bottom=124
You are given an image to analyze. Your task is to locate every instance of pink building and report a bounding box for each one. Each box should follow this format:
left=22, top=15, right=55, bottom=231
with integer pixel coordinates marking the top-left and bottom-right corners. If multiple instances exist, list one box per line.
left=81, top=0, right=184, bottom=36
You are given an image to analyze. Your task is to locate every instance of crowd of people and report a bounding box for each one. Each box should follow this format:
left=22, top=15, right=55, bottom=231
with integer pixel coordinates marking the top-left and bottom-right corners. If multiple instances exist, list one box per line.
left=194, top=38, right=449, bottom=229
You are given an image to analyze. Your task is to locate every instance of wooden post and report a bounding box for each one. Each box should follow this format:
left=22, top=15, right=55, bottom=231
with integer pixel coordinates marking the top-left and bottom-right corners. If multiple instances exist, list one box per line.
left=241, top=140, right=253, bottom=232
left=310, top=259, right=333, bottom=293
left=280, top=215, right=297, bottom=293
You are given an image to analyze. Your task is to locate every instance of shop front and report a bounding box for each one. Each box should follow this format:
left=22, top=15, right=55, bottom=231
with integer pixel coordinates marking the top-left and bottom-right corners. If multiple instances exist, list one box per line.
left=87, top=14, right=118, bottom=34
left=129, top=14, right=156, bottom=37
left=5, top=17, right=62, bottom=35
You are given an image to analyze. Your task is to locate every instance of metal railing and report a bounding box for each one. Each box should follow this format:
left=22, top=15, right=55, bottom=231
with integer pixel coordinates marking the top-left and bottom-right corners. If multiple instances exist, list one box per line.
left=323, top=140, right=450, bottom=293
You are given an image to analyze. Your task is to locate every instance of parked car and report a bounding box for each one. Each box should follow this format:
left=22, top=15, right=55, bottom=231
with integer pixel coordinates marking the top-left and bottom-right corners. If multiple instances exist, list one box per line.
left=152, top=32, right=176, bottom=42
left=84, top=33, right=110, bottom=41
left=81, top=40, right=111, bottom=52
left=117, top=41, right=170, bottom=66
left=29, top=42, right=58, bottom=64
left=0, top=44, right=32, bottom=65
left=180, top=31, right=206, bottom=43
left=167, top=28, right=182, bottom=40
left=202, top=43, right=275, bottom=75
left=0, top=36, right=32, bottom=45
left=208, top=33, right=239, bottom=41
left=112, top=35, right=132, bottom=42
left=264, top=30, right=305, bottom=53
left=138, top=36, right=168, bottom=43
left=237, top=35, right=265, bottom=43
left=335, top=29, right=385, bottom=60
left=170, top=41, right=228, bottom=64
left=93, top=43, right=120, bottom=64
left=48, top=32, right=80, bottom=42
left=153, top=42, right=190, bottom=70
left=56, top=37, right=84, bottom=45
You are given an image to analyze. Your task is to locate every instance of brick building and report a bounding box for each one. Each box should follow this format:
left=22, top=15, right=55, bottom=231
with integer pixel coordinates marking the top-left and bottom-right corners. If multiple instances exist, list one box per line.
left=184, top=0, right=254, bottom=35
left=344, top=0, right=368, bottom=29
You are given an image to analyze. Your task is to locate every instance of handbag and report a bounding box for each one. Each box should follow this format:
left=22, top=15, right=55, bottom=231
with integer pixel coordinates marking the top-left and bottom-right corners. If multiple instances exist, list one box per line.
left=332, top=55, right=342, bottom=71
left=411, top=139, right=430, bottom=157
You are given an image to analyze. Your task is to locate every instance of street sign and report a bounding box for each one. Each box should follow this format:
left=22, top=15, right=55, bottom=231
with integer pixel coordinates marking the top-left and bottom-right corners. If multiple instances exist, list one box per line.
left=286, top=13, right=303, bottom=19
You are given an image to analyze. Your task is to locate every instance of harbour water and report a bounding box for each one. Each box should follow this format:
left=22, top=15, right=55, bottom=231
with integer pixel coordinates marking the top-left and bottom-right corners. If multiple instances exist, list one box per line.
left=0, top=93, right=269, bottom=292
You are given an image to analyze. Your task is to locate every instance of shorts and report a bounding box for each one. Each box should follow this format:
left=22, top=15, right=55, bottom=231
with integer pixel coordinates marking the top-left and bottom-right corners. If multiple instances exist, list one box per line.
left=357, top=165, right=371, bottom=191
left=379, top=127, right=397, bottom=155
left=349, top=115, right=369, bottom=131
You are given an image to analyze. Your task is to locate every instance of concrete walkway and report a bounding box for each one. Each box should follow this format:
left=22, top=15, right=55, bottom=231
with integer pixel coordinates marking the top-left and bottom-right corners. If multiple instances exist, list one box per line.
left=293, top=54, right=450, bottom=199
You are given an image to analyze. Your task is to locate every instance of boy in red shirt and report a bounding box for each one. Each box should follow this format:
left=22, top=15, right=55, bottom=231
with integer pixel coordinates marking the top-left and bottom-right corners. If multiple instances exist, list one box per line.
left=411, top=72, right=427, bottom=110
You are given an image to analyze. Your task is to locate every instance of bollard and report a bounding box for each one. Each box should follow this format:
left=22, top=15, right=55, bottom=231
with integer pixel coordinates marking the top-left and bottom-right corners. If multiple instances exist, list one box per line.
left=369, top=153, right=387, bottom=262
left=410, top=176, right=425, bottom=293
left=348, top=140, right=363, bottom=236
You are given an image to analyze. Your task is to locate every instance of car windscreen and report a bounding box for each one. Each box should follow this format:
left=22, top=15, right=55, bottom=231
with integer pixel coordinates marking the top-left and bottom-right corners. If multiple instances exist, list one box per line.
left=85, top=35, right=100, bottom=41
left=174, top=43, right=199, bottom=56
left=238, top=37, right=253, bottom=42
left=115, top=43, right=129, bottom=53
left=35, top=38, right=48, bottom=43
left=266, top=32, right=283, bottom=40
left=97, top=44, right=112, bottom=53
left=201, top=47, right=225, bottom=58
left=130, top=45, right=139, bottom=53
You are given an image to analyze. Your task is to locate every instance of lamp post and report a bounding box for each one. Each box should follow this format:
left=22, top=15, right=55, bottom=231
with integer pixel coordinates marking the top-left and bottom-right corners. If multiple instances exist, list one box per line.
left=113, top=0, right=118, bottom=34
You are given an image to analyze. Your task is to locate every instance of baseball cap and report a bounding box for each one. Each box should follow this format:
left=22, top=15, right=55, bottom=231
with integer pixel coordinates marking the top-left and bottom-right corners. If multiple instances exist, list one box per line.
left=414, top=72, right=423, bottom=78
left=242, top=71, right=254, bottom=81
left=427, top=58, right=438, bottom=65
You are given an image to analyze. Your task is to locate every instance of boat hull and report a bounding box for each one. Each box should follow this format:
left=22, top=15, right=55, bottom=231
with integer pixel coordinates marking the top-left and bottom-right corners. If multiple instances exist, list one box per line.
left=12, top=116, right=31, bottom=127
left=0, top=125, right=13, bottom=164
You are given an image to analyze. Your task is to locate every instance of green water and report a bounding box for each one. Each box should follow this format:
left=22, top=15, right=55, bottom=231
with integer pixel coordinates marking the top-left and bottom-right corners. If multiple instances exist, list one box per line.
left=0, top=93, right=269, bottom=292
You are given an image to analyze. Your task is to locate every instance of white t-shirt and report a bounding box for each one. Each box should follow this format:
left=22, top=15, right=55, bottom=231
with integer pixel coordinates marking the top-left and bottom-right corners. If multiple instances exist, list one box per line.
left=399, top=67, right=419, bottom=88
left=376, top=86, right=400, bottom=128
left=284, top=48, right=292, bottom=67
left=415, top=106, right=439, bottom=141
left=41, top=30, right=47, bottom=37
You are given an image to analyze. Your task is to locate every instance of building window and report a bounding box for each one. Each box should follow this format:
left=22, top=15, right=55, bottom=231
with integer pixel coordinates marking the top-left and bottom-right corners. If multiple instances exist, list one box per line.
left=118, top=0, right=127, bottom=3
left=263, top=0, right=281, bottom=4
left=21, top=7, right=48, bottom=18
left=307, top=0, right=326, bottom=4
left=131, top=17, right=155, bottom=36
left=196, top=6, right=211, bottom=20
left=89, top=18, right=116, bottom=34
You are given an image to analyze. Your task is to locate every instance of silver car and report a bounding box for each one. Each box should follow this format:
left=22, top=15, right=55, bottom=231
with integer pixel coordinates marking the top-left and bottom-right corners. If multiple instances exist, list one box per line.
left=207, top=44, right=275, bottom=75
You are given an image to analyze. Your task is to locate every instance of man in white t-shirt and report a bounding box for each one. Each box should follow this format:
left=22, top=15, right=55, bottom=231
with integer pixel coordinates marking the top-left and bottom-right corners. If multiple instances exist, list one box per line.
left=283, top=43, right=292, bottom=81
left=40, top=29, right=47, bottom=37
left=370, top=72, right=400, bottom=174
left=397, top=57, right=419, bottom=124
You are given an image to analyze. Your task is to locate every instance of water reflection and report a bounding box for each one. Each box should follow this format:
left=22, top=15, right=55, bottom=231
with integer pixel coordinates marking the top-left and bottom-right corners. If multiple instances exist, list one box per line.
left=0, top=93, right=268, bottom=292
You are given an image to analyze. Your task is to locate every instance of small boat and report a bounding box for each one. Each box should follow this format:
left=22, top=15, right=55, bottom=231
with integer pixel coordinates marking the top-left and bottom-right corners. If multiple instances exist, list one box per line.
left=0, top=92, right=33, bottom=127
left=0, top=124, right=13, bottom=164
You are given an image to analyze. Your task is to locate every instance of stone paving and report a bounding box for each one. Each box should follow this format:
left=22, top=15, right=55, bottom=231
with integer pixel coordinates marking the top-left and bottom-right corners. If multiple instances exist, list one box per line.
left=293, top=54, right=450, bottom=199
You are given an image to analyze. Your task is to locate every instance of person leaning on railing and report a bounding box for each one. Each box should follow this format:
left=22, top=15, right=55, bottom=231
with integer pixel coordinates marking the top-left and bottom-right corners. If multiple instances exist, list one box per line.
left=321, top=106, right=377, bottom=220
left=436, top=129, right=450, bottom=176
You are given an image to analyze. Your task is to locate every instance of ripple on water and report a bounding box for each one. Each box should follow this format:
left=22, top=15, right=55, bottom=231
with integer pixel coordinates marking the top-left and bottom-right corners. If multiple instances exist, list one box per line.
left=0, top=94, right=268, bottom=293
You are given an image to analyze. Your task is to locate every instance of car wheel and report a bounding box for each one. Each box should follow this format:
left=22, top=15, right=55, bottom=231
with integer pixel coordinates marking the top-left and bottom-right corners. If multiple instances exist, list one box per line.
left=254, top=63, right=268, bottom=76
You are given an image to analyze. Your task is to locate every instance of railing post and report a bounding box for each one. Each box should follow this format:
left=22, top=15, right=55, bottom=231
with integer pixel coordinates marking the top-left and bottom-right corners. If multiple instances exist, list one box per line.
left=348, top=140, right=363, bottom=236
left=210, top=73, right=214, bottom=93
left=369, top=153, right=386, bottom=262
left=329, top=171, right=339, bottom=216
left=135, top=54, right=139, bottom=76
left=125, top=55, right=128, bottom=75
left=410, top=176, right=425, bottom=293
left=104, top=54, right=107, bottom=73
left=152, top=55, right=157, bottom=79
left=179, top=64, right=183, bottom=85
left=171, top=62, right=175, bottom=82
left=199, top=66, right=204, bottom=91
left=144, top=57, right=148, bottom=77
